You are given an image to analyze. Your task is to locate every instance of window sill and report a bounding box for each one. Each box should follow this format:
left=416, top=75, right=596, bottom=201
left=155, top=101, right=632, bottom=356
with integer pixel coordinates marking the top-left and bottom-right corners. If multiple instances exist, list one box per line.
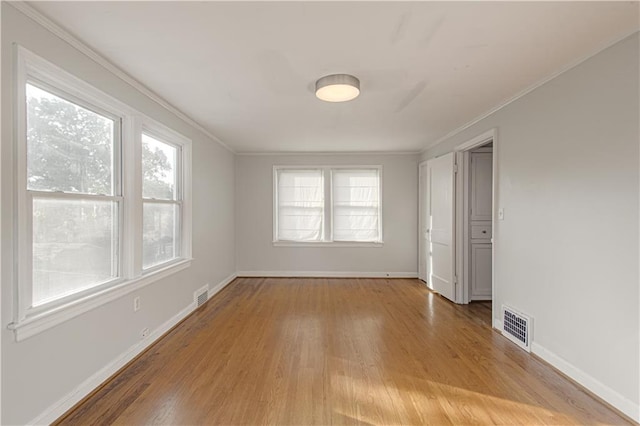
left=8, top=258, right=192, bottom=342
left=272, top=241, right=384, bottom=248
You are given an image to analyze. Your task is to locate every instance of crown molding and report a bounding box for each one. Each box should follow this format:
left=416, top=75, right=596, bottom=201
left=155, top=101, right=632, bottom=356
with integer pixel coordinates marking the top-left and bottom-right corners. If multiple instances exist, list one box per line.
left=420, top=29, right=640, bottom=155
left=9, top=1, right=235, bottom=154
left=236, top=150, right=420, bottom=156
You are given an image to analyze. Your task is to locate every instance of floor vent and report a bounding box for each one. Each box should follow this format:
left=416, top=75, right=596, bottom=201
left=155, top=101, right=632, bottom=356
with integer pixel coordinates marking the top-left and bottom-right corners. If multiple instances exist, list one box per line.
left=194, top=285, right=209, bottom=308
left=502, top=305, right=532, bottom=352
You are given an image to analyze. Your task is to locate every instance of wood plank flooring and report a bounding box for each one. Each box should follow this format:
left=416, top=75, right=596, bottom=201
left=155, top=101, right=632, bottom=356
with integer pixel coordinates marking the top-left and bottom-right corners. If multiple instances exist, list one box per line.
left=56, top=278, right=632, bottom=425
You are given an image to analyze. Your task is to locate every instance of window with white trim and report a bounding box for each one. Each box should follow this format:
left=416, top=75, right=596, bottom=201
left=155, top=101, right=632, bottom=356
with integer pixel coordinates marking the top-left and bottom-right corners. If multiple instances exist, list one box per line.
left=26, top=82, right=122, bottom=306
left=274, top=167, right=382, bottom=244
left=275, top=169, right=324, bottom=242
left=331, top=169, right=381, bottom=242
left=142, top=133, right=182, bottom=270
left=12, top=47, right=192, bottom=339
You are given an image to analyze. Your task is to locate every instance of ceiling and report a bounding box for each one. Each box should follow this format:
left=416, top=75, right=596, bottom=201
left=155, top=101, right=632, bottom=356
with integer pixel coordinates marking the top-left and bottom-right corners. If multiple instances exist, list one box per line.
left=30, top=1, right=639, bottom=153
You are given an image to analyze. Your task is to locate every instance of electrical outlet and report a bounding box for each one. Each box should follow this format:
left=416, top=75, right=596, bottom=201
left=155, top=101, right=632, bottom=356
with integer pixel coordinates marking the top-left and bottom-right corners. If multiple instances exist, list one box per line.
left=133, top=297, right=141, bottom=312
left=141, top=327, right=150, bottom=339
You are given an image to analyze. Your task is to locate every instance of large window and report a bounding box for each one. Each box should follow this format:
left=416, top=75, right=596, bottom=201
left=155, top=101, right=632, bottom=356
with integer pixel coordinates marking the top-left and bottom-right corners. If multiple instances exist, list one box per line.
left=274, top=167, right=382, bottom=245
left=12, top=47, right=192, bottom=340
left=26, top=83, right=121, bottom=306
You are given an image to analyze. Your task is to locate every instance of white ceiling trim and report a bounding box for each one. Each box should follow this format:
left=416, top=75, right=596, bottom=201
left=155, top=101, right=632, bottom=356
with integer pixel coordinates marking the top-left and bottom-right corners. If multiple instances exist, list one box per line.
left=419, top=28, right=640, bottom=154
left=10, top=1, right=235, bottom=154
left=236, top=151, right=420, bottom=156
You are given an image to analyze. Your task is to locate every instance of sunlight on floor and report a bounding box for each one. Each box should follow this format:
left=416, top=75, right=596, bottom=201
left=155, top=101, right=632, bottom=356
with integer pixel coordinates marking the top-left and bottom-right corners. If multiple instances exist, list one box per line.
left=330, top=372, right=593, bottom=425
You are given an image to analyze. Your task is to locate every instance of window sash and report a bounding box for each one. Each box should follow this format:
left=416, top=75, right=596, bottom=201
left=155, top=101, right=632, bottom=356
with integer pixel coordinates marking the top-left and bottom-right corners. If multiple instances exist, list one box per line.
left=141, top=132, right=181, bottom=202
left=142, top=199, right=182, bottom=271
left=26, top=78, right=123, bottom=197
left=25, top=191, right=124, bottom=315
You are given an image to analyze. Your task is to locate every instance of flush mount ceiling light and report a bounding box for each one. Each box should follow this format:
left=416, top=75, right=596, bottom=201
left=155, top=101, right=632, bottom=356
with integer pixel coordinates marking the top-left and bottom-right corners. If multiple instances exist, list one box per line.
left=315, top=74, right=360, bottom=102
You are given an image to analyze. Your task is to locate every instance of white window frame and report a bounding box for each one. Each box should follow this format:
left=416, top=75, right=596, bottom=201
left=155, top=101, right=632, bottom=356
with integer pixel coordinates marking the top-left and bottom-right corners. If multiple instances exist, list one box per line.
left=139, top=121, right=192, bottom=274
left=10, top=46, right=193, bottom=341
left=273, top=165, right=383, bottom=247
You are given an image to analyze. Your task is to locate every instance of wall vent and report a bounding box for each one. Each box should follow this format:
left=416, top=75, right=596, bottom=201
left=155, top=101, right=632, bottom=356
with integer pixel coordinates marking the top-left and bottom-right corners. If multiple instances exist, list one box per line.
left=194, top=285, right=209, bottom=308
left=501, top=305, right=532, bottom=352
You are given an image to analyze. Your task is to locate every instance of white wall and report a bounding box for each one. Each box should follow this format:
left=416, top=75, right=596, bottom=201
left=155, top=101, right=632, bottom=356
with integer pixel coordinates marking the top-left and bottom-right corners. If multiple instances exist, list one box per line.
left=422, top=33, right=639, bottom=420
left=236, top=154, right=418, bottom=276
left=1, top=4, right=236, bottom=424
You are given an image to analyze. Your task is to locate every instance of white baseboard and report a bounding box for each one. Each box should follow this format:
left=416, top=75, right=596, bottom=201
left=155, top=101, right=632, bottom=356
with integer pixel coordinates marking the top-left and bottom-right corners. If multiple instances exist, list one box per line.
left=531, top=342, right=639, bottom=423
left=208, top=272, right=237, bottom=297
left=236, top=270, right=418, bottom=278
left=493, top=318, right=503, bottom=331
left=27, top=273, right=237, bottom=426
left=494, top=318, right=638, bottom=422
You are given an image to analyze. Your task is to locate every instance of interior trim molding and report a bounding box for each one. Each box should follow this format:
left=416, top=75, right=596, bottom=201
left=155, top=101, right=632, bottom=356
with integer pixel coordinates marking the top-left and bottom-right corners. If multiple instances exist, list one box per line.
left=237, top=151, right=421, bottom=156
left=26, top=273, right=238, bottom=426
left=207, top=273, right=237, bottom=298
left=9, top=259, right=193, bottom=342
left=420, top=29, right=640, bottom=154
left=531, top=342, right=639, bottom=423
left=494, top=318, right=637, bottom=422
left=236, top=271, right=418, bottom=278
left=8, top=1, right=234, bottom=154
left=493, top=318, right=503, bottom=331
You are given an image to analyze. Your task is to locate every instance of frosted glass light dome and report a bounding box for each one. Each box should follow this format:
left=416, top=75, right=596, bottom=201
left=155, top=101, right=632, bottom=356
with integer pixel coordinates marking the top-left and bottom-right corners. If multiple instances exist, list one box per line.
left=315, top=74, right=360, bottom=102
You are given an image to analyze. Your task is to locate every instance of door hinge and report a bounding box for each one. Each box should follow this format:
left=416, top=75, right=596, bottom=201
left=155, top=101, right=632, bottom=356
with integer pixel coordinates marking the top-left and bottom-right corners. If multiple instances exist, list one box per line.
left=453, top=164, right=459, bottom=173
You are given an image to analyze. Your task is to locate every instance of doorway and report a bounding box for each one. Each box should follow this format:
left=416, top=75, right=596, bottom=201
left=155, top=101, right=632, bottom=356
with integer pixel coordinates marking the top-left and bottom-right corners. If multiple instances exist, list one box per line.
left=419, top=129, right=497, bottom=311
left=460, top=142, right=493, bottom=302
left=454, top=129, right=497, bottom=307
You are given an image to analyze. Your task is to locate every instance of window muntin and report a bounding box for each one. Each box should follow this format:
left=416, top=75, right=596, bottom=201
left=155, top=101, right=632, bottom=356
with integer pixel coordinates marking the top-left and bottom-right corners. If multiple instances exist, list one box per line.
left=276, top=169, right=324, bottom=242
left=26, top=82, right=122, bottom=307
left=142, top=133, right=181, bottom=270
left=274, top=167, right=382, bottom=244
left=332, top=169, right=381, bottom=242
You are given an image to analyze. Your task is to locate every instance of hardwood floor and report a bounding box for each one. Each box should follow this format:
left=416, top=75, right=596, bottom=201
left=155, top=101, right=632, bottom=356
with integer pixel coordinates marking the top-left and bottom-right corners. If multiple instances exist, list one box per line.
left=57, top=278, right=631, bottom=425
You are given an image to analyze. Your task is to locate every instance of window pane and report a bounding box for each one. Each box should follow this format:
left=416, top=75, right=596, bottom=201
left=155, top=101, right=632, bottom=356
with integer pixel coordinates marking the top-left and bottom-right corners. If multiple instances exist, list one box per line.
left=32, top=198, right=118, bottom=306
left=332, top=169, right=381, bottom=242
left=142, top=134, right=177, bottom=200
left=277, top=169, right=324, bottom=241
left=143, top=202, right=178, bottom=269
left=26, top=83, right=115, bottom=195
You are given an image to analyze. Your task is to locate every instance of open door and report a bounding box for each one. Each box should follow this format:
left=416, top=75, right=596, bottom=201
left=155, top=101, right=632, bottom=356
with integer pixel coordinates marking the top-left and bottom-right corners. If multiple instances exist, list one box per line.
left=426, top=153, right=456, bottom=302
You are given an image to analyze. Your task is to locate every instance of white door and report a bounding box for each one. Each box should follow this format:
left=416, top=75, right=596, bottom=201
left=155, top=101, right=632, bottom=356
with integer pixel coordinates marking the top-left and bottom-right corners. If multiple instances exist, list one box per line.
left=418, top=162, right=429, bottom=282
left=426, top=153, right=456, bottom=301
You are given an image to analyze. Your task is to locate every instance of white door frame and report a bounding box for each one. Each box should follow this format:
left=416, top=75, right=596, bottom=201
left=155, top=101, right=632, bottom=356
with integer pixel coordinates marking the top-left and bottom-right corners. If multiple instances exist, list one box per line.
left=418, top=161, right=429, bottom=282
left=453, top=129, right=498, bottom=315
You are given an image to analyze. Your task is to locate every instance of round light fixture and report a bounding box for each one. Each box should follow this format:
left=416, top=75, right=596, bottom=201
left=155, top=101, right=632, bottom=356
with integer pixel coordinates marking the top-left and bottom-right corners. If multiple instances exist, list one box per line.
left=315, top=74, right=360, bottom=102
